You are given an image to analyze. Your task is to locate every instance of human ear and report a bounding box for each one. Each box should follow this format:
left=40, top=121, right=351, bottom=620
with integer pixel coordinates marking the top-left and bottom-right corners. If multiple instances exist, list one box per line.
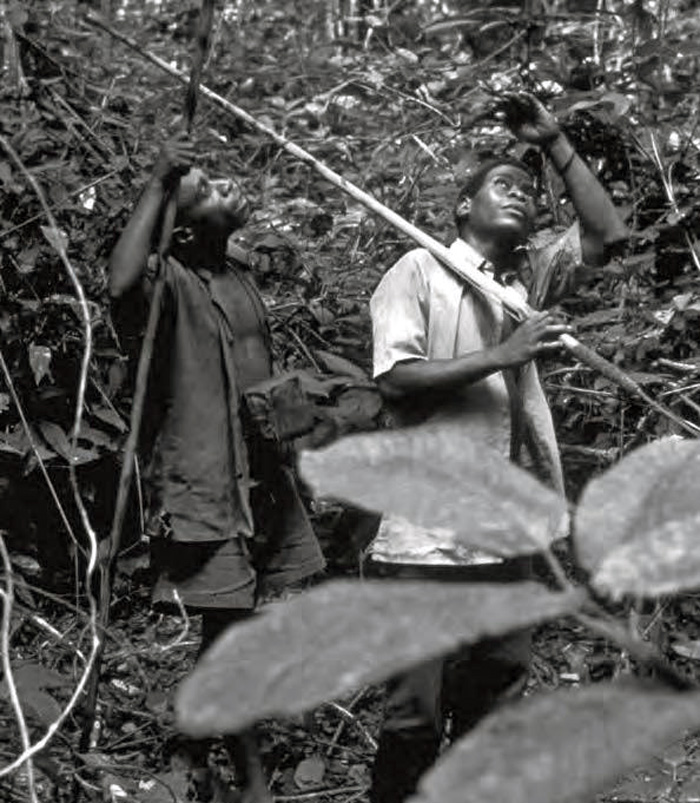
left=455, top=198, right=471, bottom=220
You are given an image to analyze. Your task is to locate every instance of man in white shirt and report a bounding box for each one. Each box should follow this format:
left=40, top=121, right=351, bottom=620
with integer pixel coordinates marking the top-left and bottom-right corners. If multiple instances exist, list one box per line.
left=367, top=93, right=627, bottom=803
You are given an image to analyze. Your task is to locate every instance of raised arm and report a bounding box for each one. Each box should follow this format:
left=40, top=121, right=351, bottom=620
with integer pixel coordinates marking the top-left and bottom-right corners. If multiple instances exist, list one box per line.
left=502, top=92, right=628, bottom=265
left=109, top=134, right=195, bottom=299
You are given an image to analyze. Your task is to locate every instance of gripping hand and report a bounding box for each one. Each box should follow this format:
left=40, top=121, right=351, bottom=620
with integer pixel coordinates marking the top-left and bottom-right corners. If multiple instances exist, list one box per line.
left=499, top=92, right=561, bottom=147
left=152, top=133, right=197, bottom=188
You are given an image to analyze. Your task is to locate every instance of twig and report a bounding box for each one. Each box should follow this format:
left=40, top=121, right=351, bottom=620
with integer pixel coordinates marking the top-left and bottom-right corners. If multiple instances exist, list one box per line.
left=325, top=689, right=367, bottom=757
left=288, top=326, right=323, bottom=371
left=273, top=787, right=367, bottom=802
left=555, top=384, right=617, bottom=399
left=655, top=357, right=699, bottom=375
left=323, top=701, right=377, bottom=752
left=0, top=534, right=38, bottom=803
left=47, top=95, right=106, bottom=163
left=560, top=444, right=619, bottom=461
left=676, top=393, right=700, bottom=420
left=27, top=614, right=86, bottom=663
left=48, top=86, right=116, bottom=157
left=83, top=14, right=700, bottom=439
left=661, top=383, right=700, bottom=398
left=157, top=589, right=191, bottom=652
left=561, top=334, right=700, bottom=437
left=647, top=131, right=700, bottom=273
left=575, top=611, right=692, bottom=691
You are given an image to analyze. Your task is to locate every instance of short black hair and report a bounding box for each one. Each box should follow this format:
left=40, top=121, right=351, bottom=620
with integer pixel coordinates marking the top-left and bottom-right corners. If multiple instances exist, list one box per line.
left=454, top=156, right=536, bottom=226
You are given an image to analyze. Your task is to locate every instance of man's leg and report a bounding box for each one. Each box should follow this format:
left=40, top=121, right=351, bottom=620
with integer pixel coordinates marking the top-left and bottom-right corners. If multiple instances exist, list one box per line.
left=153, top=538, right=259, bottom=800
left=369, top=658, right=443, bottom=803
left=445, top=627, right=532, bottom=741
left=443, top=559, right=533, bottom=741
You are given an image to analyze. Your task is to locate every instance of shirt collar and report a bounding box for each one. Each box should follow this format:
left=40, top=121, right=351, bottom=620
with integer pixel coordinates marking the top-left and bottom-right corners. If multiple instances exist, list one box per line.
left=449, top=238, right=493, bottom=277
left=449, top=238, right=524, bottom=287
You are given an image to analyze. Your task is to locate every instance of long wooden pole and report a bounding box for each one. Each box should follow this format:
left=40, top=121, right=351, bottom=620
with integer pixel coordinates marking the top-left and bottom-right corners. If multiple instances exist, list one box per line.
left=79, top=1, right=216, bottom=754
left=83, top=14, right=700, bottom=438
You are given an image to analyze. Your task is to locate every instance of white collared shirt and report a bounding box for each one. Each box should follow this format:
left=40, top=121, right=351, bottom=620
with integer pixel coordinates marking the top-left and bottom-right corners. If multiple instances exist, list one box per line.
left=368, top=226, right=580, bottom=565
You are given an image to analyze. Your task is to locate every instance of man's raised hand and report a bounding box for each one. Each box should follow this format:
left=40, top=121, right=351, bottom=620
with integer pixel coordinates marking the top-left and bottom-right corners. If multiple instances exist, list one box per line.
left=499, top=92, right=561, bottom=148
left=152, top=133, right=197, bottom=188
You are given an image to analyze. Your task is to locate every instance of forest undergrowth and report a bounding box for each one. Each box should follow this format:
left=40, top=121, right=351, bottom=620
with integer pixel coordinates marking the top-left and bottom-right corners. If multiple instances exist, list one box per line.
left=2, top=0, right=700, bottom=800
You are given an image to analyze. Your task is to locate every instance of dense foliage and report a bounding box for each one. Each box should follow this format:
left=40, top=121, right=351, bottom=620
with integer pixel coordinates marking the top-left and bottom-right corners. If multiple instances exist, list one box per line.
left=2, top=0, right=700, bottom=800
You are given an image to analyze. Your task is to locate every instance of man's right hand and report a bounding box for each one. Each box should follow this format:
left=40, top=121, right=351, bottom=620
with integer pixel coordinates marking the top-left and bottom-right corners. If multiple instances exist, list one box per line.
left=497, top=311, right=571, bottom=367
left=152, top=133, right=197, bottom=187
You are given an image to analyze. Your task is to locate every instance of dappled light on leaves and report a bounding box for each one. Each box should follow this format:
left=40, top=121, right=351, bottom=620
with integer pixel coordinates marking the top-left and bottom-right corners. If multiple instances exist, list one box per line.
left=176, top=579, right=582, bottom=736
left=301, top=425, right=566, bottom=557
left=410, top=684, right=700, bottom=803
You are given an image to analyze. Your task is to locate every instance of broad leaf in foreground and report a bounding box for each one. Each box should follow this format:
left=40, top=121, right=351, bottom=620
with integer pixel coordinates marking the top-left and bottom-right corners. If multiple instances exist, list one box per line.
left=176, top=579, right=581, bottom=736
left=300, top=425, right=564, bottom=557
left=575, top=438, right=700, bottom=595
left=594, top=514, right=700, bottom=597
left=411, top=683, right=700, bottom=803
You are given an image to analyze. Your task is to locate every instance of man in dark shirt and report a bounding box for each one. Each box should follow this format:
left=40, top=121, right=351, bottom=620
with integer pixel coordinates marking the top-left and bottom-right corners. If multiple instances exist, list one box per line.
left=109, top=135, right=325, bottom=795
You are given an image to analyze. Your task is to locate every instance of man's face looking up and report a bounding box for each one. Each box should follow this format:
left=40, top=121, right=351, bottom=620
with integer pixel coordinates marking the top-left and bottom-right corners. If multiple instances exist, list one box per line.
left=176, top=168, right=249, bottom=233
left=465, top=165, right=537, bottom=244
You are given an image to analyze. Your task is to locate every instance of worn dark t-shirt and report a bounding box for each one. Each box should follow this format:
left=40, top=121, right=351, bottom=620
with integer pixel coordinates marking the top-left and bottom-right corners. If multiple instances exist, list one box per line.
left=114, top=255, right=273, bottom=543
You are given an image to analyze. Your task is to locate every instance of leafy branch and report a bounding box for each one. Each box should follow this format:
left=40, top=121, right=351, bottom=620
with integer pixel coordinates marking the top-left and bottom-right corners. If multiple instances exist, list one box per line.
left=174, top=428, right=700, bottom=803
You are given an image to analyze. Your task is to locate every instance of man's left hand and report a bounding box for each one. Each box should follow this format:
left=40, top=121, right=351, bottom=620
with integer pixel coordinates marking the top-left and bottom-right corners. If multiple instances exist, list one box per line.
left=499, top=92, right=561, bottom=147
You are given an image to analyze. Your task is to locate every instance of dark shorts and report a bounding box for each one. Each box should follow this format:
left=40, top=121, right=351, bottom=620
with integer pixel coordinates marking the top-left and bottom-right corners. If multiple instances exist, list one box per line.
left=152, top=524, right=324, bottom=612
left=151, top=437, right=325, bottom=612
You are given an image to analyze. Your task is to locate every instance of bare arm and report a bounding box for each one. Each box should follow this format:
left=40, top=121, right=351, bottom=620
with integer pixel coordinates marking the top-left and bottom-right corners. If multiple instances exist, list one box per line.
left=546, top=132, right=628, bottom=264
left=379, top=312, right=570, bottom=399
left=502, top=93, right=628, bottom=265
left=108, top=135, right=195, bottom=299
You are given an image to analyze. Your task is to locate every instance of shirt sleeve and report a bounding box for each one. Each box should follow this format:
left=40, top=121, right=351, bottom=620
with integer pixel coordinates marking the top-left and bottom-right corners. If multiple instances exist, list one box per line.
left=111, top=254, right=176, bottom=352
left=370, top=250, right=430, bottom=379
left=527, top=221, right=583, bottom=310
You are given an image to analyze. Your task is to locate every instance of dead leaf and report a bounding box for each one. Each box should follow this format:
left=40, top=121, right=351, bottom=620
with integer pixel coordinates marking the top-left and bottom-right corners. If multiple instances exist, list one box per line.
left=40, top=224, right=69, bottom=255
left=91, top=405, right=128, bottom=433
left=38, top=421, right=100, bottom=465
left=28, top=343, right=52, bottom=386
left=671, top=640, right=700, bottom=660
left=294, top=755, right=326, bottom=789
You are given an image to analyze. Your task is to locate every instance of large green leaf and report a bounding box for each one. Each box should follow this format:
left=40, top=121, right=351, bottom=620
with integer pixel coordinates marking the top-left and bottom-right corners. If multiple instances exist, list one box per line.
left=412, top=683, right=700, bottom=803
left=300, top=425, right=565, bottom=558
left=176, top=579, right=581, bottom=736
left=594, top=515, right=700, bottom=597
left=575, top=438, right=700, bottom=596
